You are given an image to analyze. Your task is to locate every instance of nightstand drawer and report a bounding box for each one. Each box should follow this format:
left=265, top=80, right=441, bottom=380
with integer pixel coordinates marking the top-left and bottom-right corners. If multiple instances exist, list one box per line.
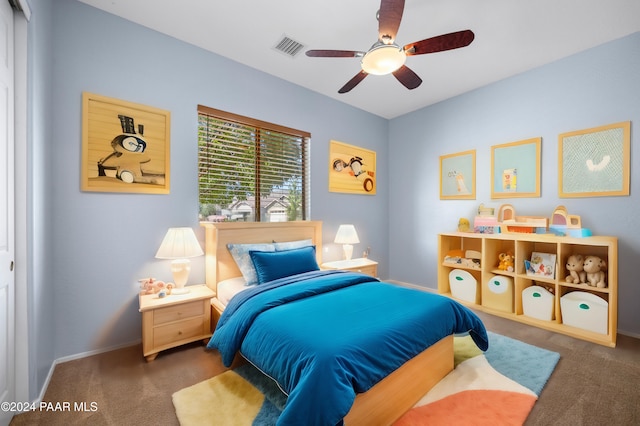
left=349, top=264, right=377, bottom=277
left=153, top=300, right=203, bottom=325
left=153, top=316, right=205, bottom=347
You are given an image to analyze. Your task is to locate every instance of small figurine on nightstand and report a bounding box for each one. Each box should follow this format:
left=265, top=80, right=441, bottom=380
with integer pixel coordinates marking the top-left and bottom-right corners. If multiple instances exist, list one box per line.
left=139, top=277, right=168, bottom=295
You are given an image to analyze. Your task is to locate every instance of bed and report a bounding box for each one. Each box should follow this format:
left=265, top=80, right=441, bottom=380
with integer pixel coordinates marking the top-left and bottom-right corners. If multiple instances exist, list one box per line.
left=201, top=221, right=488, bottom=425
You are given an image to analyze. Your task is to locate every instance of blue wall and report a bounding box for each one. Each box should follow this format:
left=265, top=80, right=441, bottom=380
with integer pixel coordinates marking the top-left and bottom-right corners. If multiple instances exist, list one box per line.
left=26, top=0, right=640, bottom=401
left=389, top=31, right=640, bottom=337
left=26, top=0, right=56, bottom=402
left=26, top=0, right=389, bottom=398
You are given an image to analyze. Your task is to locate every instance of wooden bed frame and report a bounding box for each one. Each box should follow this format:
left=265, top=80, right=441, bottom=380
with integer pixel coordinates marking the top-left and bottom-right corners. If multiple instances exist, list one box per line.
left=201, top=221, right=453, bottom=425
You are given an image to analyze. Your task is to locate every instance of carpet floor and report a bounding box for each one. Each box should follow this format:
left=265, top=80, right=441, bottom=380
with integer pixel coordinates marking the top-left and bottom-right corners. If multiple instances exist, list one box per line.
left=10, top=310, right=640, bottom=426
left=172, top=332, right=560, bottom=425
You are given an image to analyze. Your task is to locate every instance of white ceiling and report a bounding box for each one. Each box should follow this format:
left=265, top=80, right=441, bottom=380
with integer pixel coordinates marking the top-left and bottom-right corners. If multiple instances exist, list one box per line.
left=76, top=0, right=640, bottom=119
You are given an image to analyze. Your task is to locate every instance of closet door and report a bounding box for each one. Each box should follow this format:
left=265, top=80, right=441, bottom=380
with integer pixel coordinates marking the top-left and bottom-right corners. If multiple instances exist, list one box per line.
left=0, top=1, right=16, bottom=423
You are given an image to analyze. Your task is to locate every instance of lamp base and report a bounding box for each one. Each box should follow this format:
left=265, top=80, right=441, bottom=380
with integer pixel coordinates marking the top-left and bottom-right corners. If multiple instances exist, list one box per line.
left=171, top=286, right=190, bottom=295
left=343, top=244, right=354, bottom=261
left=170, top=259, right=191, bottom=295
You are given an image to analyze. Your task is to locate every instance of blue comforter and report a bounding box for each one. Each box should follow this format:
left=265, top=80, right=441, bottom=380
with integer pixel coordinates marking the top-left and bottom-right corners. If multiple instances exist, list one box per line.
left=208, top=270, right=488, bottom=426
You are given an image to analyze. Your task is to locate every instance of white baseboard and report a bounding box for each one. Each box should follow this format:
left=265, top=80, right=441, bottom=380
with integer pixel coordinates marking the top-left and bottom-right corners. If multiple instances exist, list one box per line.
left=54, top=338, right=141, bottom=364
left=618, top=329, right=640, bottom=340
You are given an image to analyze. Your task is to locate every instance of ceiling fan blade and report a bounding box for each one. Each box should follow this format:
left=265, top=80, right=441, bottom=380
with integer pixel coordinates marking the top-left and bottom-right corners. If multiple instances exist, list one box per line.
left=338, top=71, right=369, bottom=94
left=378, top=0, right=405, bottom=43
left=306, top=50, right=364, bottom=58
left=404, top=30, right=475, bottom=56
left=392, top=65, right=422, bottom=90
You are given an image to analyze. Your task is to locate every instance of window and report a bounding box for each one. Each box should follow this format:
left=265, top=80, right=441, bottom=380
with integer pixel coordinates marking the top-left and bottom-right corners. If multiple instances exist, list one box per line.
left=198, top=105, right=310, bottom=222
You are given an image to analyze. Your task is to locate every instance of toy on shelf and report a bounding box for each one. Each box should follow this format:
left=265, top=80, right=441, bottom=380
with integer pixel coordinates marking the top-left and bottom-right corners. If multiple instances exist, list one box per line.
left=497, top=204, right=548, bottom=234
left=549, top=205, right=592, bottom=237
left=458, top=218, right=471, bottom=232
left=444, top=249, right=481, bottom=269
left=583, top=256, right=607, bottom=288
left=497, top=252, right=514, bottom=272
left=524, top=251, right=556, bottom=279
left=525, top=251, right=556, bottom=278
left=565, top=254, right=587, bottom=284
left=474, top=203, right=500, bottom=234
left=477, top=203, right=495, bottom=216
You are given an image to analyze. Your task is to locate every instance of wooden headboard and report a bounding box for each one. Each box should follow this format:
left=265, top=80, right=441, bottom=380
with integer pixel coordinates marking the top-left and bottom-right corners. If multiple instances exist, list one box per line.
left=200, top=221, right=323, bottom=295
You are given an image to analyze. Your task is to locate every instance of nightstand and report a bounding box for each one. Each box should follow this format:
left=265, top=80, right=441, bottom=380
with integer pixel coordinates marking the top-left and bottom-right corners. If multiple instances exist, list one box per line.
left=321, top=258, right=378, bottom=277
left=139, top=284, right=215, bottom=361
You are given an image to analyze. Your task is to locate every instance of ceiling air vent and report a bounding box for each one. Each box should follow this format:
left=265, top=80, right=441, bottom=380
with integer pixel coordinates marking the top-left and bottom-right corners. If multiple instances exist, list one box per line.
left=273, top=35, right=306, bottom=58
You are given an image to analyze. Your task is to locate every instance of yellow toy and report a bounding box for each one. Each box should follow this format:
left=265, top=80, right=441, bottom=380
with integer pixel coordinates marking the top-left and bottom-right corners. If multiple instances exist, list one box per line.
left=498, top=252, right=514, bottom=272
left=458, top=218, right=470, bottom=232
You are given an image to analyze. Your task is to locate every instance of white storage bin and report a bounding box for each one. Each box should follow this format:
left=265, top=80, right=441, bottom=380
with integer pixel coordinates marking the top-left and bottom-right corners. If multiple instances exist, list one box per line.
left=449, top=269, right=477, bottom=303
left=522, top=286, right=554, bottom=321
left=483, top=275, right=513, bottom=312
left=561, top=291, right=608, bottom=335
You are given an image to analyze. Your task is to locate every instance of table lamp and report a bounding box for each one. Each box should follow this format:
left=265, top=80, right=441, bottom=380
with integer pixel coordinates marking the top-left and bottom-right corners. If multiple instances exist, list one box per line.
left=155, top=227, right=204, bottom=294
left=334, top=224, right=359, bottom=261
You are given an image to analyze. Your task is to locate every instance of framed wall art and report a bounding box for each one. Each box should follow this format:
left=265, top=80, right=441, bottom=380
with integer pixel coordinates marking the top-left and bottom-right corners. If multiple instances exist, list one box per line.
left=329, top=140, right=376, bottom=195
left=440, top=149, right=476, bottom=200
left=491, top=137, right=541, bottom=199
left=81, top=92, right=171, bottom=194
left=558, top=121, right=630, bottom=198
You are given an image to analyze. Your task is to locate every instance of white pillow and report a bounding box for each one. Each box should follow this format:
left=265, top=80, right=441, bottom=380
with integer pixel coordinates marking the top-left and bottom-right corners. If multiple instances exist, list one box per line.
left=227, top=242, right=275, bottom=285
left=273, top=239, right=313, bottom=251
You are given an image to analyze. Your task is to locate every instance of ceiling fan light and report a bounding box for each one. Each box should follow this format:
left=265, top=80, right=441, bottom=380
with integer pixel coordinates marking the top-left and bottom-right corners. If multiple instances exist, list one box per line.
left=361, top=44, right=406, bottom=75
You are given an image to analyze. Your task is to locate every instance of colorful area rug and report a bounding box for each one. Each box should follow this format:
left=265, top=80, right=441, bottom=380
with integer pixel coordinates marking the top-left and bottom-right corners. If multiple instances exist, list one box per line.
left=172, top=332, right=559, bottom=425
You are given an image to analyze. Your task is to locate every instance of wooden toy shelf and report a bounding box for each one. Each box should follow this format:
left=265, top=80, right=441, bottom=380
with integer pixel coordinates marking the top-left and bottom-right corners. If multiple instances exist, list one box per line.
left=438, top=232, right=618, bottom=347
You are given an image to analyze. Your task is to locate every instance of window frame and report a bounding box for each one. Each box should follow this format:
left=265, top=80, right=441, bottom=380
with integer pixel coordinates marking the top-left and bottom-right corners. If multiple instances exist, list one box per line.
left=198, top=105, right=310, bottom=222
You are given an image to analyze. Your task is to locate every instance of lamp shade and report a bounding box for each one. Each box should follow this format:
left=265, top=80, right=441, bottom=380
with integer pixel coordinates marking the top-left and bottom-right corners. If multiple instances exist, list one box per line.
left=155, top=227, right=204, bottom=259
left=334, top=224, right=360, bottom=244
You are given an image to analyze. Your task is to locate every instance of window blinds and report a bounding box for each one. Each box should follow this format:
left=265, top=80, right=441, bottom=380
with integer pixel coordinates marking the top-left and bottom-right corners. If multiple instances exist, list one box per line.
left=198, top=105, right=309, bottom=222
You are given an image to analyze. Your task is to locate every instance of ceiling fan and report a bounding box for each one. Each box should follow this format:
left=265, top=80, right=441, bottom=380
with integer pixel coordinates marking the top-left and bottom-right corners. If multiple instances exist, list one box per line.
left=305, top=0, right=474, bottom=93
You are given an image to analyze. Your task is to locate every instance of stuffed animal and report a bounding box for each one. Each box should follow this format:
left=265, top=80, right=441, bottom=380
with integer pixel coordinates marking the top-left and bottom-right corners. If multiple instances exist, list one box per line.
left=458, top=218, right=470, bottom=232
left=139, top=277, right=167, bottom=295
left=583, top=256, right=607, bottom=288
left=498, top=252, right=514, bottom=272
left=565, top=254, right=586, bottom=284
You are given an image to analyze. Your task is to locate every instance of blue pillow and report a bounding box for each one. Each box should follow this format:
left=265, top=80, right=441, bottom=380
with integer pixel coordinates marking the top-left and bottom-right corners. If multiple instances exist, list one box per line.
left=227, top=243, right=275, bottom=286
left=249, top=246, right=319, bottom=284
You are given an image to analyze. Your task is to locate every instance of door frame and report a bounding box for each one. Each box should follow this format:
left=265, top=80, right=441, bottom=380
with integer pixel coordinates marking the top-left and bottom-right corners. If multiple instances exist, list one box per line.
left=14, top=6, right=30, bottom=404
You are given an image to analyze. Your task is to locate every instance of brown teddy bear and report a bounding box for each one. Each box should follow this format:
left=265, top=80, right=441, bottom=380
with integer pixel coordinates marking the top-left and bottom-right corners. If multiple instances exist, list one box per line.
left=565, top=254, right=586, bottom=284
left=498, top=252, right=514, bottom=272
left=583, top=256, right=607, bottom=288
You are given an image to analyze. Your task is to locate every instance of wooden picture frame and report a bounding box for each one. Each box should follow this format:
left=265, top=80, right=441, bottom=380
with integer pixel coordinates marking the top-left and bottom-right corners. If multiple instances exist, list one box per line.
left=439, top=150, right=476, bottom=200
left=491, top=137, right=541, bottom=199
left=81, top=92, right=171, bottom=194
left=329, top=140, right=376, bottom=195
left=558, top=121, right=630, bottom=198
